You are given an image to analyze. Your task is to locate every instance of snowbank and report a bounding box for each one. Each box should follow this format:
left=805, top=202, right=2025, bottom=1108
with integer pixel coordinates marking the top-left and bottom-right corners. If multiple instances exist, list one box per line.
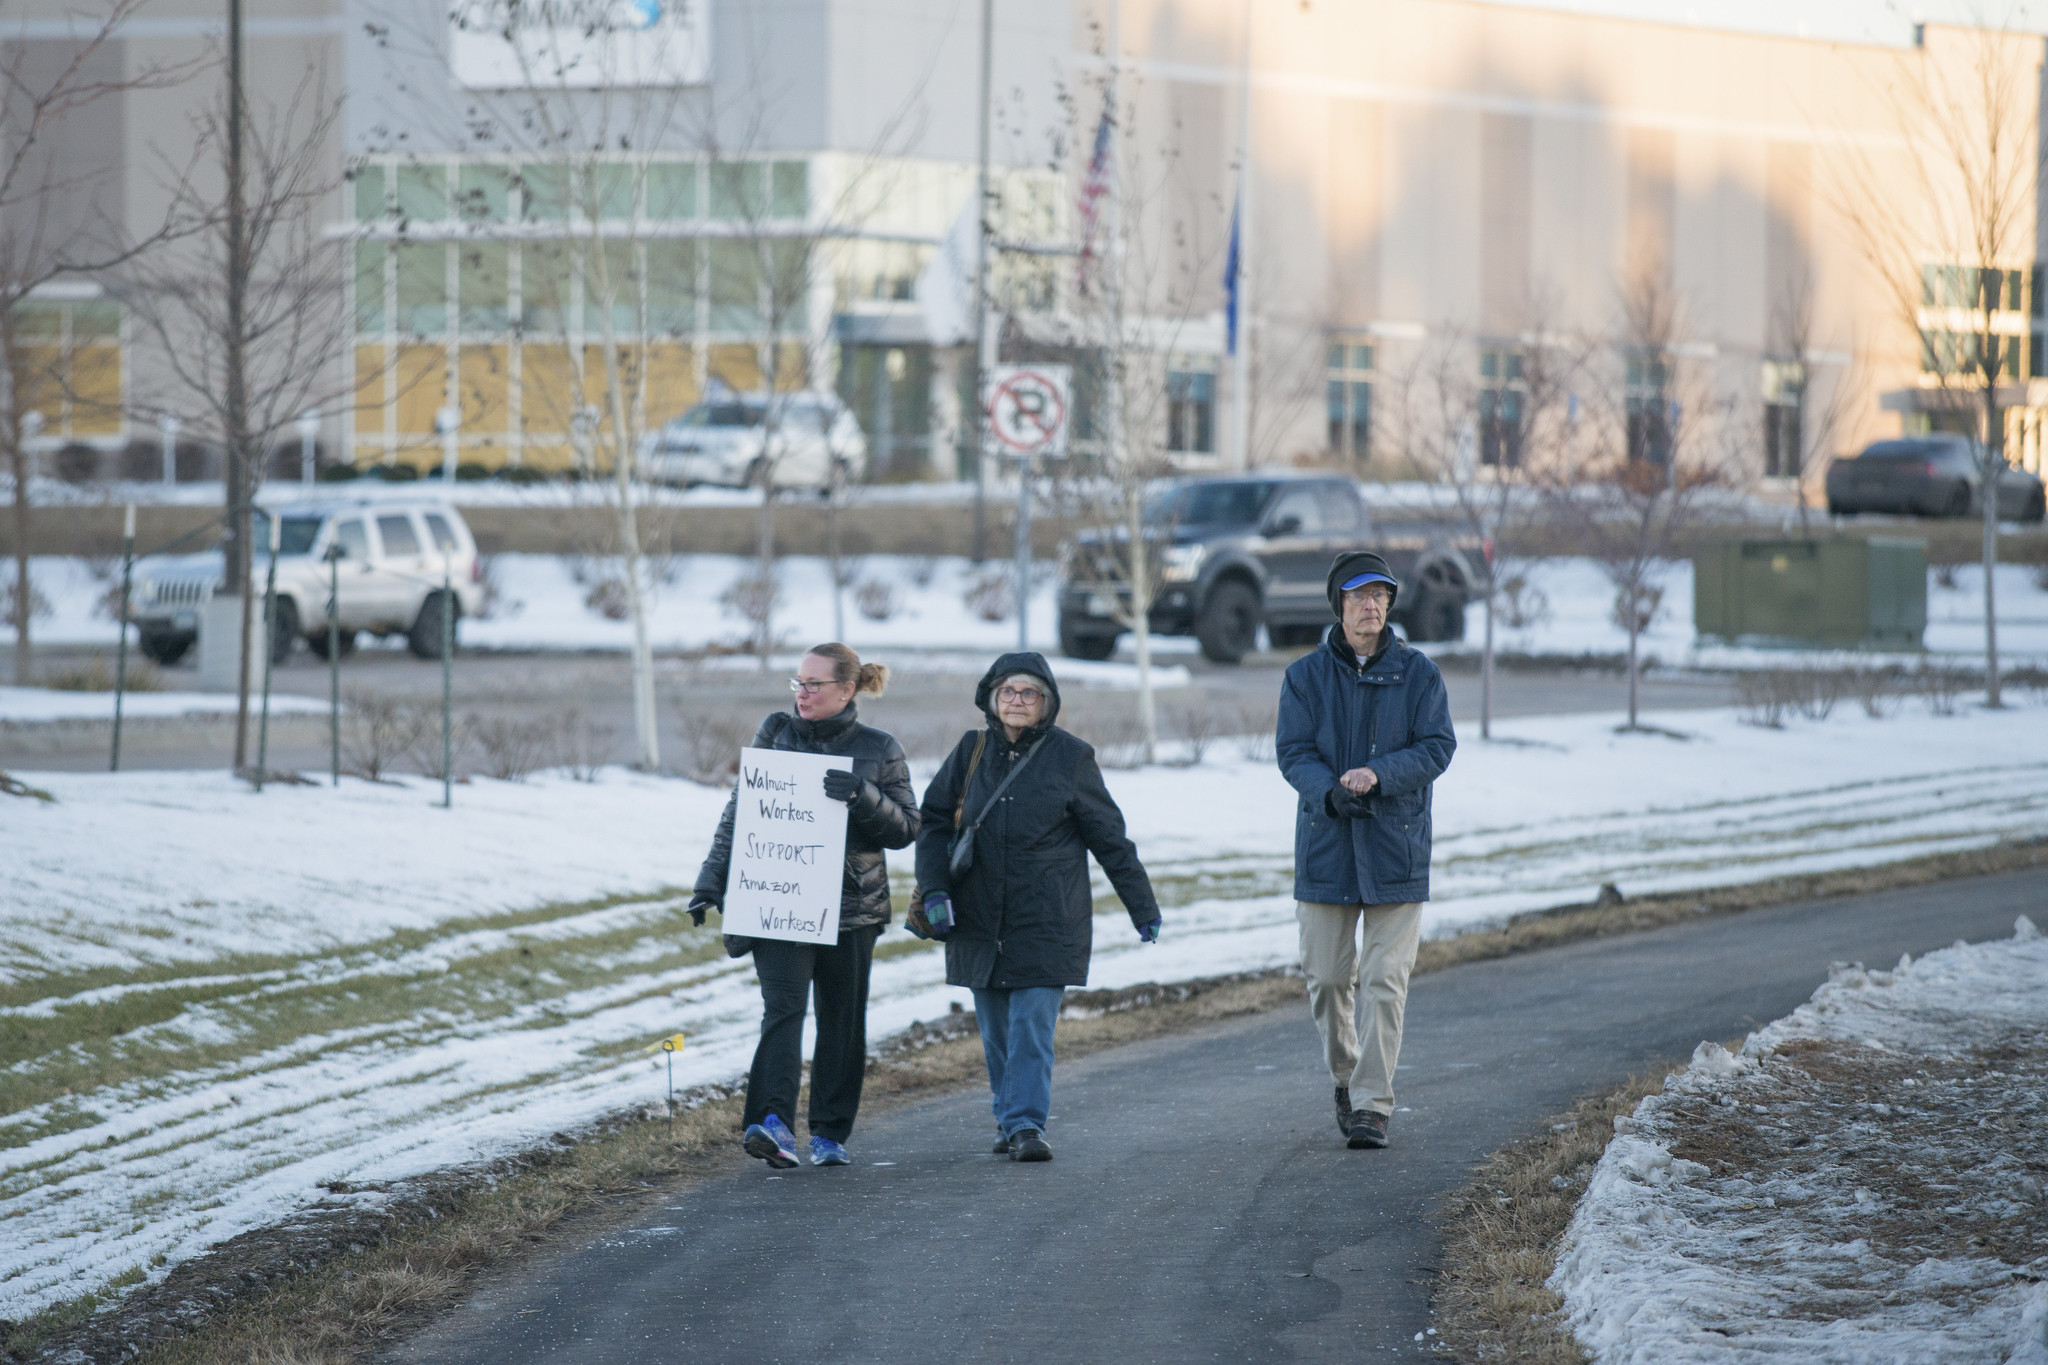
left=1551, top=919, right=2048, bottom=1364
left=0, top=687, right=326, bottom=723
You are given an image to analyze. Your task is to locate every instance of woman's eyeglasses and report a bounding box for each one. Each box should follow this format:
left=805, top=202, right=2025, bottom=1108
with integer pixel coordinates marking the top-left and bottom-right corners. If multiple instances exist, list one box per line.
left=995, top=686, right=1045, bottom=704
left=789, top=678, right=838, bottom=694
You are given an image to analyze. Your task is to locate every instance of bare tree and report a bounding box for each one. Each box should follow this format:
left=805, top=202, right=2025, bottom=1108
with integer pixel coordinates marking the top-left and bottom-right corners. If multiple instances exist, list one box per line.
left=2, top=2, right=194, bottom=684
left=1395, top=304, right=1588, bottom=738
left=1835, top=20, right=2039, bottom=708
left=121, top=70, right=353, bottom=769
left=1765, top=266, right=1860, bottom=537
left=1540, top=275, right=1737, bottom=730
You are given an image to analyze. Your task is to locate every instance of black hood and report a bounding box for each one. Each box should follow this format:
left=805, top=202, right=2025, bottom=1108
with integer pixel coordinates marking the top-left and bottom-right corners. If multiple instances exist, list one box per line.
left=974, top=651, right=1063, bottom=729
left=1326, top=550, right=1400, bottom=618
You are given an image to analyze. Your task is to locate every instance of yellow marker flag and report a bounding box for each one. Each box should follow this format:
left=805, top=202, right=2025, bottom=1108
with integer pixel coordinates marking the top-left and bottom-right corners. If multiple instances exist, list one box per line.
left=646, top=1032, right=687, bottom=1054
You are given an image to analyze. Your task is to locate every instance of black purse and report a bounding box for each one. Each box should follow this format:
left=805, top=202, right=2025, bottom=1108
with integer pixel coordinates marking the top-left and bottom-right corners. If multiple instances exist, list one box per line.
left=948, top=732, right=1044, bottom=879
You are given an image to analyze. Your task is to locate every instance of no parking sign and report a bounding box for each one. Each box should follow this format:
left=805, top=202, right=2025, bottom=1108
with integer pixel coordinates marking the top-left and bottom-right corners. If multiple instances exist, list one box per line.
left=985, top=365, right=1071, bottom=459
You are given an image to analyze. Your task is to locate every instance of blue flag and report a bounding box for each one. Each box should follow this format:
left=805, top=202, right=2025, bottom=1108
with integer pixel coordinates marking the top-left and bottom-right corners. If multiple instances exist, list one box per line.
left=1224, top=195, right=1241, bottom=357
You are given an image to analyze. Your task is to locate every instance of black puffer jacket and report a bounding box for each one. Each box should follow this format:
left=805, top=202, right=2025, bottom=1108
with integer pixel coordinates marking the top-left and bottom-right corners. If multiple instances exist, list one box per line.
left=695, top=702, right=918, bottom=930
left=915, top=652, right=1159, bottom=989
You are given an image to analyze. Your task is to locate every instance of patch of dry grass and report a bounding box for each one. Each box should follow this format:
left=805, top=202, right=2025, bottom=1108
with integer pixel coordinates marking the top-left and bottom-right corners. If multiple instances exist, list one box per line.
left=1431, top=1065, right=1683, bottom=1364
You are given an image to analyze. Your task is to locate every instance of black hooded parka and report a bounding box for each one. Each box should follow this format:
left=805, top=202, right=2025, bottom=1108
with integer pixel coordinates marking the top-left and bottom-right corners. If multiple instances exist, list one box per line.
left=915, top=652, right=1159, bottom=989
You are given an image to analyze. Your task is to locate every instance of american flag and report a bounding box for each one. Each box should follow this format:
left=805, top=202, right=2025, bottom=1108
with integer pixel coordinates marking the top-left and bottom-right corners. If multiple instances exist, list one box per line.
left=1075, top=102, right=1114, bottom=294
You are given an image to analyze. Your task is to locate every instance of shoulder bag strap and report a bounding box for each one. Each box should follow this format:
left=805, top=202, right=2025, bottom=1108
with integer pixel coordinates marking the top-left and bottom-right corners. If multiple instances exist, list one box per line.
left=951, top=731, right=988, bottom=828
left=958, top=731, right=1044, bottom=843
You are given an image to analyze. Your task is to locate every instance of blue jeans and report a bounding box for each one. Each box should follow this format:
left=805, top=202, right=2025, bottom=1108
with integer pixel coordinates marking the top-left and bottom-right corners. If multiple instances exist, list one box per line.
left=971, top=985, right=1064, bottom=1137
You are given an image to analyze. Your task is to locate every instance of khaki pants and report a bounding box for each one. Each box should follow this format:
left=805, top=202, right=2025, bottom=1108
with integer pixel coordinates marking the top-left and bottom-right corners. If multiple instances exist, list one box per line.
left=1297, top=900, right=1422, bottom=1117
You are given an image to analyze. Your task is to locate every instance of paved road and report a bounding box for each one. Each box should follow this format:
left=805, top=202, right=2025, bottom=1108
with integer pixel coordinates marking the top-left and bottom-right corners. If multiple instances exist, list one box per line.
left=2, top=643, right=1730, bottom=772
left=384, top=869, right=2041, bottom=1365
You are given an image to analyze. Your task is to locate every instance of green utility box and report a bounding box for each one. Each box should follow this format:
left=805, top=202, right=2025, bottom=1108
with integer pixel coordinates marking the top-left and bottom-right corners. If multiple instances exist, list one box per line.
left=1693, top=537, right=1926, bottom=650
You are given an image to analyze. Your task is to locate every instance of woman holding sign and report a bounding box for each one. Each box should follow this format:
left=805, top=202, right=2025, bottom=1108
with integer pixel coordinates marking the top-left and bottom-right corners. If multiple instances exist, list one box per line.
left=915, top=651, right=1160, bottom=1163
left=690, top=643, right=918, bottom=1170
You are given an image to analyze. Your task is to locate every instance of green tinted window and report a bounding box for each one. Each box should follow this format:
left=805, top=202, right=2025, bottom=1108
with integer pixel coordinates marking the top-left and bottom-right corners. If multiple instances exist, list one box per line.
left=12, top=304, right=62, bottom=336
left=353, top=164, right=386, bottom=220
left=521, top=164, right=568, bottom=222
left=646, top=241, right=696, bottom=332
left=766, top=240, right=810, bottom=332
left=585, top=241, right=639, bottom=332
left=395, top=164, right=447, bottom=222
left=645, top=162, right=696, bottom=220
left=709, top=162, right=763, bottom=220
left=520, top=241, right=572, bottom=332
left=456, top=164, right=511, bottom=223
left=71, top=301, right=121, bottom=337
left=395, top=242, right=448, bottom=334
left=355, top=242, right=386, bottom=332
left=593, top=165, right=636, bottom=220
left=458, top=240, right=509, bottom=332
left=770, top=161, right=808, bottom=218
left=708, top=240, right=761, bottom=331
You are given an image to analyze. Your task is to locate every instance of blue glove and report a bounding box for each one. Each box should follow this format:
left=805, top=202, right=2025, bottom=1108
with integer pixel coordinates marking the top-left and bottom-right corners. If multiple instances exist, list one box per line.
left=1137, top=919, right=1160, bottom=944
left=924, top=892, right=954, bottom=939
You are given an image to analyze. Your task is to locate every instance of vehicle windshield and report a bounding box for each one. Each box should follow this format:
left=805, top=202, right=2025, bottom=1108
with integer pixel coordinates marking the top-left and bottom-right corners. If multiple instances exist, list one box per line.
left=1861, top=439, right=1964, bottom=461
left=1145, top=481, right=1276, bottom=527
left=672, top=402, right=766, bottom=430
left=251, top=511, right=324, bottom=556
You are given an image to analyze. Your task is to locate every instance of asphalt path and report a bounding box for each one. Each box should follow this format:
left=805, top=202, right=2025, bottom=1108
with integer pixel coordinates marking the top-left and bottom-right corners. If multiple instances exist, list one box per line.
left=384, top=869, right=2042, bottom=1365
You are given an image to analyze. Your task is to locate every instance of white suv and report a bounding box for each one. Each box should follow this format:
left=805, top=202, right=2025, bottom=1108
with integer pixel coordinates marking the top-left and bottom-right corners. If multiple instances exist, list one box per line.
left=639, top=391, right=867, bottom=491
left=132, top=495, right=485, bottom=665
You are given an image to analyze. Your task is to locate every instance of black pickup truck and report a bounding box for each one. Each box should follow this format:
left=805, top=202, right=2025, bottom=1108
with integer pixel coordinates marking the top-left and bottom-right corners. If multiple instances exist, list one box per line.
left=1057, top=473, right=1482, bottom=663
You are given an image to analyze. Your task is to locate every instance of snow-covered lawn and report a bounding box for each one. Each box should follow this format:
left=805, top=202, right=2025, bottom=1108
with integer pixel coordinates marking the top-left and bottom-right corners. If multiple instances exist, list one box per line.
left=0, top=686, right=326, bottom=723
left=4, top=697, right=2047, bottom=1319
left=15, top=550, right=2048, bottom=665
left=1550, top=919, right=2048, bottom=1364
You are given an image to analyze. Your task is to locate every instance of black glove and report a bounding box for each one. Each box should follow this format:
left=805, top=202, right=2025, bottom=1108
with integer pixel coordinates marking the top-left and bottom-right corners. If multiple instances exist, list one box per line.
left=688, top=895, right=719, bottom=926
left=1324, top=787, right=1374, bottom=820
left=822, top=768, right=868, bottom=804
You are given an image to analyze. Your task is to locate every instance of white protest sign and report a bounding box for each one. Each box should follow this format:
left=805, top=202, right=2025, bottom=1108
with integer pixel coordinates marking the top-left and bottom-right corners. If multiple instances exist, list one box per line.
left=723, top=747, right=850, bottom=945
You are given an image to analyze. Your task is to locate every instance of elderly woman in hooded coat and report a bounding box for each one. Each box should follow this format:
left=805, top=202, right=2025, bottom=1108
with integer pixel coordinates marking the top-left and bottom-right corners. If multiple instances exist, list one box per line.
left=914, top=650, right=1160, bottom=1163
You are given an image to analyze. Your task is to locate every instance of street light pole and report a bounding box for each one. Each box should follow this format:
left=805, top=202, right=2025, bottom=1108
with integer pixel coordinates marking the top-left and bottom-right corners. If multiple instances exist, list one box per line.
left=111, top=503, right=135, bottom=771
left=967, top=0, right=994, bottom=562
left=255, top=509, right=280, bottom=790
left=158, top=412, right=179, bottom=486
left=298, top=410, right=320, bottom=485
left=436, top=405, right=461, bottom=484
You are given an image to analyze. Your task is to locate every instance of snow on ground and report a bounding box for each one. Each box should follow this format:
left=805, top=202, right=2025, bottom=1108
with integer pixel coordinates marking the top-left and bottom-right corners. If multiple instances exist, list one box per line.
left=0, top=687, right=326, bottom=723
left=1550, top=919, right=2048, bottom=1364
left=19, top=549, right=2048, bottom=667
left=5, top=693, right=2048, bottom=1318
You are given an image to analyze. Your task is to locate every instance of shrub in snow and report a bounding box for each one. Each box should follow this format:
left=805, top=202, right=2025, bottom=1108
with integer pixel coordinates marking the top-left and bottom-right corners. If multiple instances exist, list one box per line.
left=717, top=569, right=781, bottom=636
left=583, top=578, right=630, bottom=622
left=1609, top=581, right=1663, bottom=635
left=906, top=555, right=938, bottom=589
left=39, top=657, right=163, bottom=693
left=963, top=566, right=1013, bottom=623
left=673, top=704, right=755, bottom=784
left=1498, top=574, right=1551, bottom=630
left=1164, top=696, right=1228, bottom=764
left=469, top=713, right=562, bottom=781
left=1934, top=561, right=1961, bottom=589
left=1, top=566, right=52, bottom=629
left=473, top=555, right=517, bottom=621
left=854, top=577, right=899, bottom=622
left=1913, top=660, right=1971, bottom=716
left=342, top=693, right=434, bottom=781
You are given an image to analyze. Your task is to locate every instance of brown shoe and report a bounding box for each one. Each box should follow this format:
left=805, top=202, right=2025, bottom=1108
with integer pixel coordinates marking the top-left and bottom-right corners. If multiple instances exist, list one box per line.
left=1346, top=1110, right=1389, bottom=1149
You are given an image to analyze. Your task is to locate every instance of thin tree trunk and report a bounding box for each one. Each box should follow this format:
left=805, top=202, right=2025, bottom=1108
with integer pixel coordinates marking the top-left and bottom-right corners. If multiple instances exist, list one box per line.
left=1982, top=382, right=2003, bottom=708
left=1627, top=614, right=1641, bottom=730
left=1480, top=586, right=1495, bottom=741
left=1128, top=482, right=1156, bottom=765
left=755, top=476, right=774, bottom=669
left=8, top=436, right=27, bottom=687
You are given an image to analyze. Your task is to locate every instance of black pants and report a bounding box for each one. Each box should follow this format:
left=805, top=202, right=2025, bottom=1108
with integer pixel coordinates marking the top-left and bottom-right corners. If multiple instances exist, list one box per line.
left=743, top=924, right=880, bottom=1143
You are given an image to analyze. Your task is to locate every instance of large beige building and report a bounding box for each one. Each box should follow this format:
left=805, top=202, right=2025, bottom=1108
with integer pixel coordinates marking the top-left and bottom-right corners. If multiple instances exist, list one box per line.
left=8, top=0, right=2045, bottom=486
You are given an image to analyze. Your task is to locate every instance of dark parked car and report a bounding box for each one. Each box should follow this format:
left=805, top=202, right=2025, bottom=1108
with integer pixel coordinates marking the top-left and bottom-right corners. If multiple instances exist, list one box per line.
left=1057, top=474, right=1481, bottom=664
left=1825, top=436, right=2046, bottom=522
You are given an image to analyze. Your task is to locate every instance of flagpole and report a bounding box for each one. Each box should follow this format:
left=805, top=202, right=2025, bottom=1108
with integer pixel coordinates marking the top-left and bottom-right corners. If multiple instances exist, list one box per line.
left=968, top=0, right=995, bottom=562
left=1230, top=0, right=1254, bottom=470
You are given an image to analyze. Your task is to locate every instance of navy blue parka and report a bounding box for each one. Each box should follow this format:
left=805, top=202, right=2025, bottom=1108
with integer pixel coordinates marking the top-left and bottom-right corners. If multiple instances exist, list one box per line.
left=1277, top=626, right=1457, bottom=905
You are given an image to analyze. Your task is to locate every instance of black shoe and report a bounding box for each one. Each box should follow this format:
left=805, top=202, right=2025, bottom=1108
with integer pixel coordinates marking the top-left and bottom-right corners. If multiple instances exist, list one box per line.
left=1009, top=1129, right=1052, bottom=1162
left=992, top=1132, right=1011, bottom=1155
left=1334, top=1086, right=1353, bottom=1136
left=1346, top=1110, right=1389, bottom=1149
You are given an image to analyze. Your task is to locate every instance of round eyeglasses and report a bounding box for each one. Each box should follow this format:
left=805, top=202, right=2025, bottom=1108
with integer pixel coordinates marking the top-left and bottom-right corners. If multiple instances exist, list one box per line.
left=995, top=685, right=1045, bottom=704
left=789, top=677, right=838, bottom=694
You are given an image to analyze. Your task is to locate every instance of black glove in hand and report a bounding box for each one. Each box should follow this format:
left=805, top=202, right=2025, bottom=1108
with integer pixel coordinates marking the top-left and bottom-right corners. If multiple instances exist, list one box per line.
left=822, top=768, right=864, bottom=804
left=1324, top=787, right=1374, bottom=820
left=688, top=895, right=719, bottom=927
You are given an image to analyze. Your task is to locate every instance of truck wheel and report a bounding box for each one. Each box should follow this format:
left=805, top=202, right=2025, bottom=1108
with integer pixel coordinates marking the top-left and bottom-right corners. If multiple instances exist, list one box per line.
left=307, top=626, right=358, bottom=661
left=267, top=599, right=300, bottom=665
left=408, top=591, right=460, bottom=660
left=1196, top=581, right=1260, bottom=664
left=139, top=628, right=192, bottom=666
left=1410, top=590, right=1465, bottom=643
left=1059, top=612, right=1119, bottom=661
left=1943, top=484, right=1970, bottom=517
left=2025, top=489, right=2046, bottom=523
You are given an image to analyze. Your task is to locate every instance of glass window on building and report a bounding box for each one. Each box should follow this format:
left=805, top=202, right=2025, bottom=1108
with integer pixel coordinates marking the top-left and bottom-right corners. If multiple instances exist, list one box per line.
left=708, top=240, right=762, bottom=332
left=1327, top=339, right=1373, bottom=460
left=1761, top=360, right=1803, bottom=480
left=354, top=241, right=386, bottom=332
left=394, top=242, right=448, bottom=335
left=646, top=240, right=696, bottom=334
left=352, top=164, right=386, bottom=221
left=1479, top=346, right=1526, bottom=468
left=457, top=241, right=509, bottom=333
left=521, top=163, right=569, bottom=223
left=770, top=161, right=808, bottom=219
left=395, top=163, right=447, bottom=223
left=457, top=164, right=512, bottom=223
left=592, top=164, right=636, bottom=220
left=1625, top=349, right=1671, bottom=464
left=589, top=241, right=640, bottom=332
left=521, top=241, right=574, bottom=333
left=709, top=162, right=765, bottom=220
left=1920, top=329, right=2020, bottom=380
left=646, top=162, right=697, bottom=221
left=1165, top=368, right=1214, bottom=455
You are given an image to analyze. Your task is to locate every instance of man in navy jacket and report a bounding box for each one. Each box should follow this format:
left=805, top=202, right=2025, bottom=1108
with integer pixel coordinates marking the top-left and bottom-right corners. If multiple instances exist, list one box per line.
left=1277, top=551, right=1457, bottom=1149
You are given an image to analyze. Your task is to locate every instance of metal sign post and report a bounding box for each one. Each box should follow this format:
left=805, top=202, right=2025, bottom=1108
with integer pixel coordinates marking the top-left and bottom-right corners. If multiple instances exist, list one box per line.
left=440, top=551, right=454, bottom=809
left=255, top=511, right=281, bottom=791
left=326, top=543, right=342, bottom=786
left=111, top=504, right=135, bottom=772
left=985, top=366, right=1071, bottom=653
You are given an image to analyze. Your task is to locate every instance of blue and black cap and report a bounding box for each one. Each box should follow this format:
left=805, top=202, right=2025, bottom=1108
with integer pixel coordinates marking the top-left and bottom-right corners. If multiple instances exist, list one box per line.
left=1325, top=550, right=1399, bottom=617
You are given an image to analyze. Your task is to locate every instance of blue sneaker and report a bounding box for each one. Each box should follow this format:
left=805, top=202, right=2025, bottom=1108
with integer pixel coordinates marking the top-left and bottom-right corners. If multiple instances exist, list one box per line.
left=808, top=1136, right=851, bottom=1166
left=743, top=1114, right=799, bottom=1169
